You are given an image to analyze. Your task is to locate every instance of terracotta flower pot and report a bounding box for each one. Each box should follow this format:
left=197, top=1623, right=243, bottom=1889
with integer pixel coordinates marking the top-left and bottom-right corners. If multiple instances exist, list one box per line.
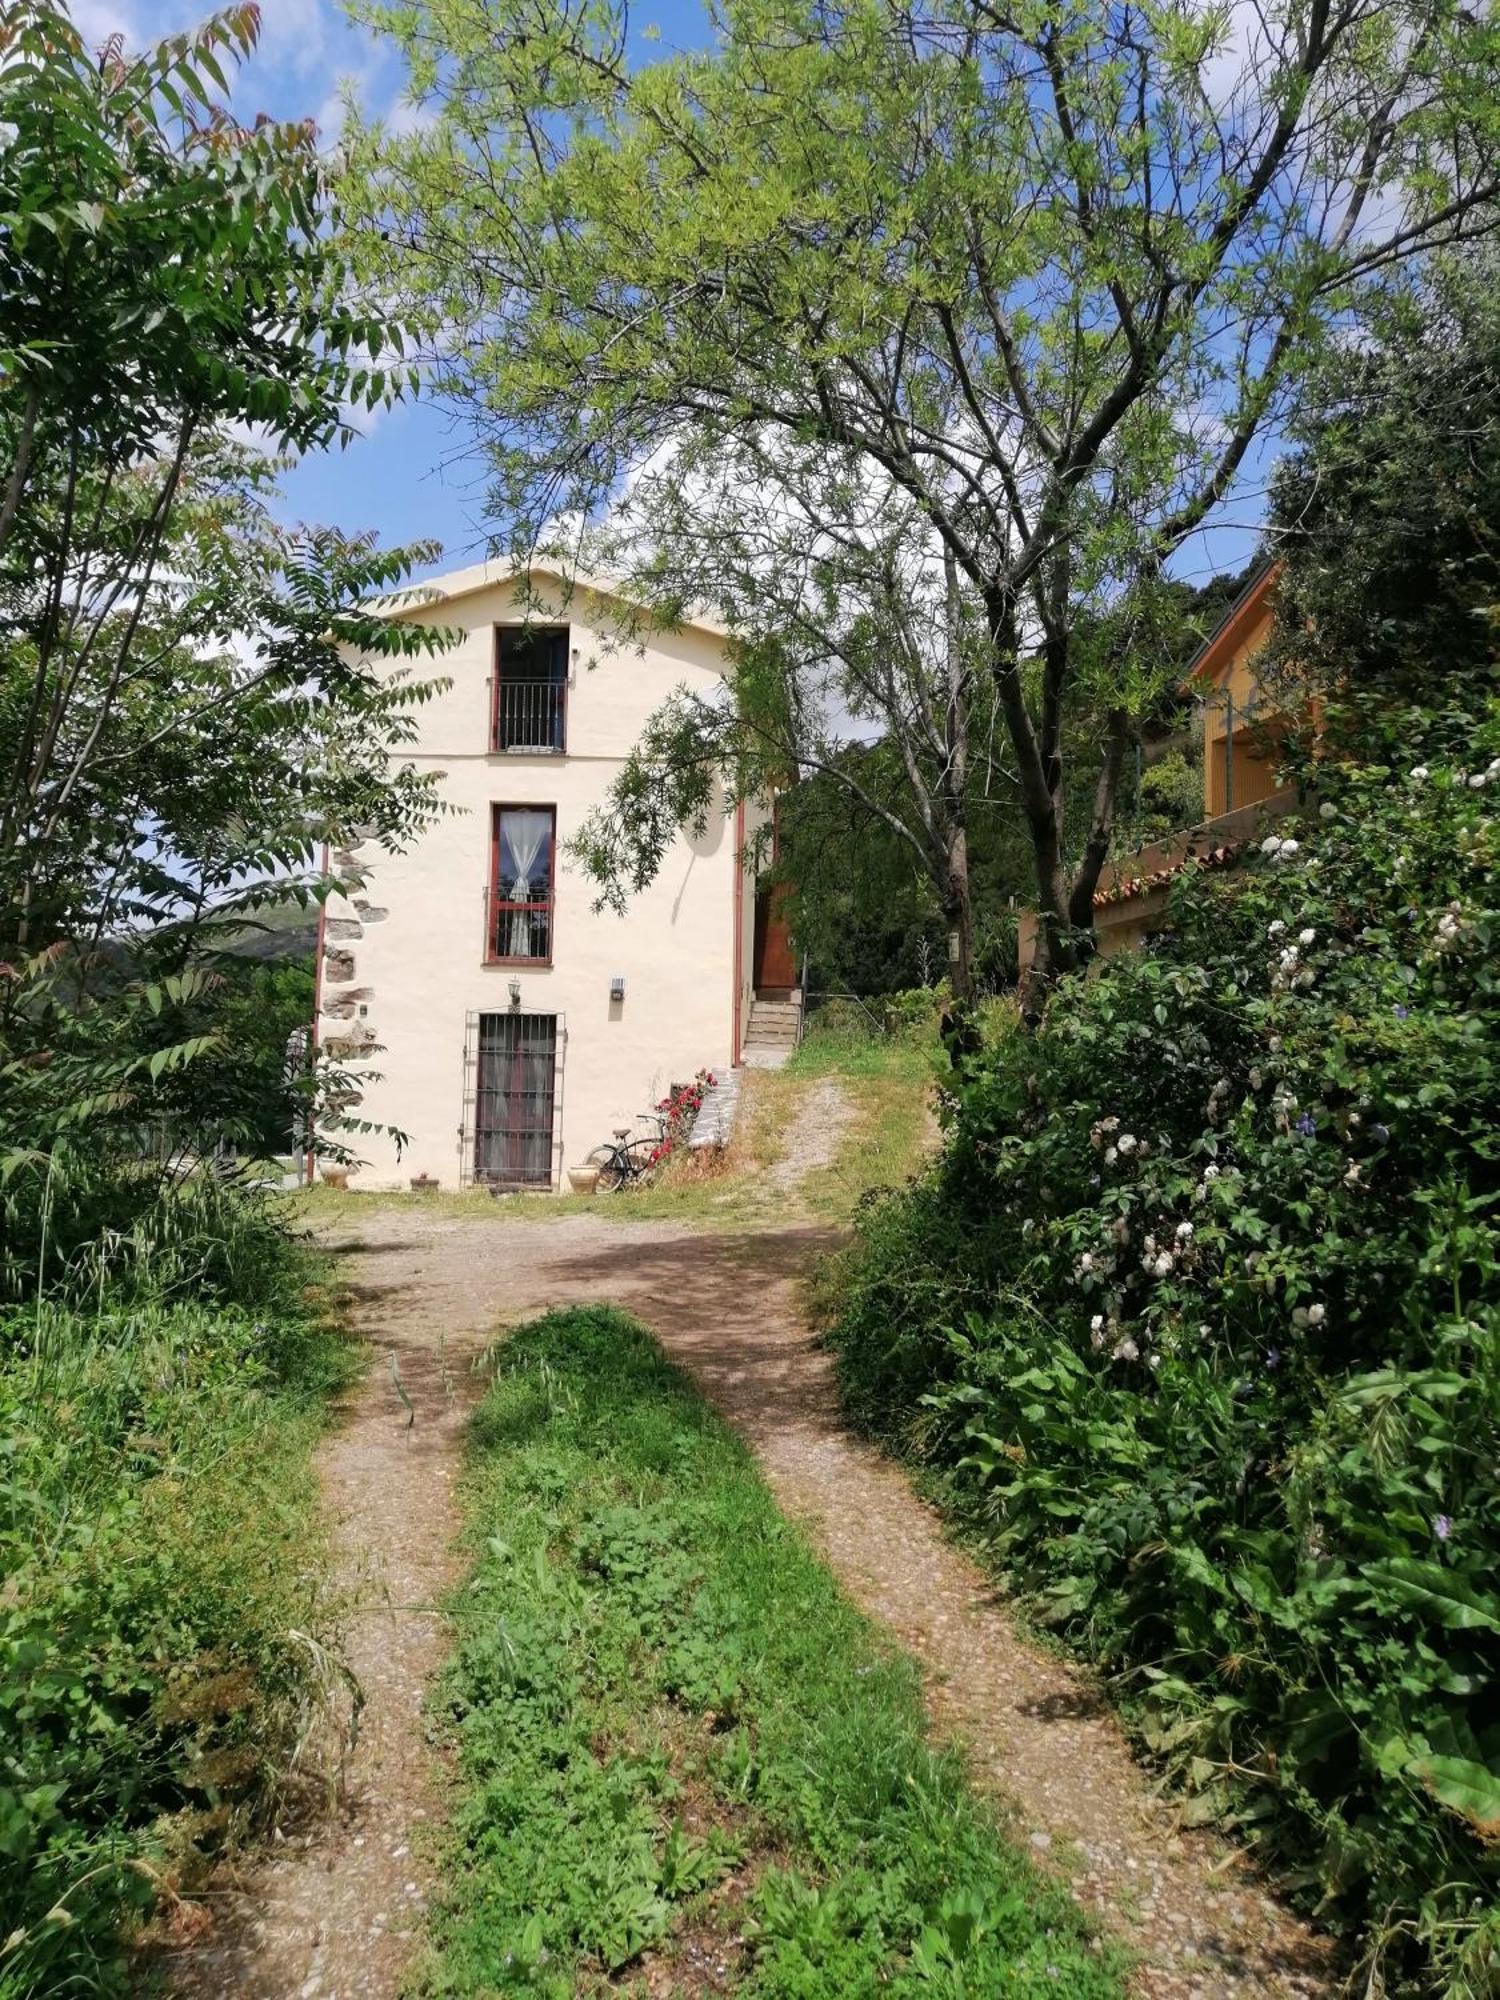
left=319, top=1166, right=349, bottom=1191
left=567, top=1165, right=601, bottom=1195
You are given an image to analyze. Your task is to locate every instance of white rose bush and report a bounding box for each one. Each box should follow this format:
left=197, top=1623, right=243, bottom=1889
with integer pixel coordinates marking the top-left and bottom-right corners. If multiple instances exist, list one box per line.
left=824, top=680, right=1500, bottom=1991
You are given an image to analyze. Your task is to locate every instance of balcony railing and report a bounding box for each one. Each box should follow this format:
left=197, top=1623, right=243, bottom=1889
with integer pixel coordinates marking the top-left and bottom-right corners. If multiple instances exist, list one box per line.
left=485, top=885, right=553, bottom=964
left=493, top=675, right=566, bottom=753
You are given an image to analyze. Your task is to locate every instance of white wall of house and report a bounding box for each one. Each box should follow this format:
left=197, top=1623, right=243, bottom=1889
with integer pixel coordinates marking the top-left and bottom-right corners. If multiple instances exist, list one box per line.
left=316, top=565, right=756, bottom=1191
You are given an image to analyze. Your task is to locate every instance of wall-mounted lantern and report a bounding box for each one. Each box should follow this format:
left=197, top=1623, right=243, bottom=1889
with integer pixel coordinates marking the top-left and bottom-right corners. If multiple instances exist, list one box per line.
left=508, top=977, right=522, bottom=1008
left=610, top=975, right=626, bottom=1003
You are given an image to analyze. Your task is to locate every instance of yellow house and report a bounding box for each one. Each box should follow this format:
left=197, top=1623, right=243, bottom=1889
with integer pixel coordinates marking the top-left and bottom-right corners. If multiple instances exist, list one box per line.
left=1086, top=561, right=1296, bottom=955
left=1019, top=562, right=1298, bottom=967
left=1194, top=562, right=1293, bottom=819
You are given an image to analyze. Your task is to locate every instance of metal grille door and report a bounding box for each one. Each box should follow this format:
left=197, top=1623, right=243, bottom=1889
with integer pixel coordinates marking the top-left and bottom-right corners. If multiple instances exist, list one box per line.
left=472, top=1013, right=558, bottom=1187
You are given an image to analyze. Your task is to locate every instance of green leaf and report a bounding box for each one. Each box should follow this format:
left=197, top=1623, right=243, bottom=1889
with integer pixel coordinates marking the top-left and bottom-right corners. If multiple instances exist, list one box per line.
left=1365, top=1560, right=1500, bottom=1634
left=1409, top=1755, right=1500, bottom=1840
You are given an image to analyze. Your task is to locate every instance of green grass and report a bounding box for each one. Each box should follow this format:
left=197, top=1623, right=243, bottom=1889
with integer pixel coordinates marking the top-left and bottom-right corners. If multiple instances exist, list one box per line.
left=787, top=1019, right=937, bottom=1084
left=419, top=1306, right=1125, bottom=1997
left=0, top=1198, right=359, bottom=1998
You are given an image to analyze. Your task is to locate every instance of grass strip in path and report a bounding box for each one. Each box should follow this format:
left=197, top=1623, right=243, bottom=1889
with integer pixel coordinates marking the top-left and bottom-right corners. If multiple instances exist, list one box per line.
left=419, top=1305, right=1126, bottom=1997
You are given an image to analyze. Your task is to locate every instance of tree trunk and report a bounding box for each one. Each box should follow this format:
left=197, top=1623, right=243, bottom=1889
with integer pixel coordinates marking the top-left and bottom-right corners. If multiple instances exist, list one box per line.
left=941, top=821, right=976, bottom=1005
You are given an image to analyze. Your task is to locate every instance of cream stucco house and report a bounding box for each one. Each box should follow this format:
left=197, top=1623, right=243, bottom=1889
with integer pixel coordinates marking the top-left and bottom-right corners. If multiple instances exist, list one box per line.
left=314, top=562, right=792, bottom=1191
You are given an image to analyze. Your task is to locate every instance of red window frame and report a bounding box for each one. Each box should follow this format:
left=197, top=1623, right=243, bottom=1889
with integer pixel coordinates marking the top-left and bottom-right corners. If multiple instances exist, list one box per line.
left=490, top=625, right=569, bottom=754
left=486, top=803, right=557, bottom=966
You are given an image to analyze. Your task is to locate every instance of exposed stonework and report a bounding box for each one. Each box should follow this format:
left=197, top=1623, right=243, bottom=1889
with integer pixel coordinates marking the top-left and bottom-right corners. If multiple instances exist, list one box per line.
left=353, top=901, right=389, bottom=923
left=322, top=987, right=374, bottom=1020
left=323, top=948, right=356, bottom=984
left=325, top=917, right=364, bottom=942
left=321, top=1026, right=378, bottom=1061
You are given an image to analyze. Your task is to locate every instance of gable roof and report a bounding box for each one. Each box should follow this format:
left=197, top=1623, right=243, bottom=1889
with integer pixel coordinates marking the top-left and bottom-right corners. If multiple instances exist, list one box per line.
left=379, top=556, right=731, bottom=641
left=1183, top=560, right=1281, bottom=692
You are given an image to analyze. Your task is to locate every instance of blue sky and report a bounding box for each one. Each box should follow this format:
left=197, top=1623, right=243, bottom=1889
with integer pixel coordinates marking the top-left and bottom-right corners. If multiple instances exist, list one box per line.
left=115, top=0, right=1262, bottom=592
left=111, top=0, right=719, bottom=584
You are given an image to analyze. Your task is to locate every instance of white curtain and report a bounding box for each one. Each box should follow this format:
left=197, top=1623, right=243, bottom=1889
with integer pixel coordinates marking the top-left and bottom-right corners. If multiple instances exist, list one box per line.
left=502, top=808, right=551, bottom=957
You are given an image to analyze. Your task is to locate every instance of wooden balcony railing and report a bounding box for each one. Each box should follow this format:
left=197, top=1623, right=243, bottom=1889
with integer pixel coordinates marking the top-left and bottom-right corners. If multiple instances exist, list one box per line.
left=492, top=675, right=566, bottom=753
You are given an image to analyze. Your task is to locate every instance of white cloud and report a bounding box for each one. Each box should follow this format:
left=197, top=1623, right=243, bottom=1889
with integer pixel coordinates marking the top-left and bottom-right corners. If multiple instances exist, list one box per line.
left=71, top=0, right=140, bottom=51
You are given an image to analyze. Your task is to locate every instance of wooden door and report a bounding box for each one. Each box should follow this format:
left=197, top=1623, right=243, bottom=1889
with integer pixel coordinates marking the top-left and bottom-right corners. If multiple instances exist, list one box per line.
left=753, top=884, right=797, bottom=991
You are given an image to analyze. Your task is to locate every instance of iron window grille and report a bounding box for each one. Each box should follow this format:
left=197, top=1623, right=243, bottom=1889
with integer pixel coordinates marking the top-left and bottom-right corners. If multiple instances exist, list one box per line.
left=460, top=1009, right=566, bottom=1189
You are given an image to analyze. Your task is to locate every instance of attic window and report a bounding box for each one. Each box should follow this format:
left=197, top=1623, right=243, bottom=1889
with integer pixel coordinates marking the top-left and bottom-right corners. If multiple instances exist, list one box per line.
left=492, top=625, right=568, bottom=752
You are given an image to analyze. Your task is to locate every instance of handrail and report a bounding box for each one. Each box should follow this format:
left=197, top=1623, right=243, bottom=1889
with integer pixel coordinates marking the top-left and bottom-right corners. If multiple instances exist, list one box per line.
left=803, top=989, right=890, bottom=1036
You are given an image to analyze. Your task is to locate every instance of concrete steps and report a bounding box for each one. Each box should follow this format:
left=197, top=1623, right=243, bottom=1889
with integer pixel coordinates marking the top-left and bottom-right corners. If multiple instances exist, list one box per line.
left=741, top=993, right=803, bottom=1070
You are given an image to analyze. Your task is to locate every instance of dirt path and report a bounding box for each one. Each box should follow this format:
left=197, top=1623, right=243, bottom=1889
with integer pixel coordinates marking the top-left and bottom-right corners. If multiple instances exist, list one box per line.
left=764, top=1075, right=856, bottom=1191
left=166, top=1205, right=1332, bottom=1999
left=162, top=1215, right=668, bottom=2000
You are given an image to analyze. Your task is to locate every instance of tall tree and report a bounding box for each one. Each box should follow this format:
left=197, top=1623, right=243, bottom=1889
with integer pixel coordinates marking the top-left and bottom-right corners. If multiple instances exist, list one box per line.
left=570, top=444, right=1003, bottom=999
left=1267, top=251, right=1500, bottom=712
left=350, top=0, right=1500, bottom=1004
left=0, top=0, right=423, bottom=935
left=0, top=2, right=452, bottom=1202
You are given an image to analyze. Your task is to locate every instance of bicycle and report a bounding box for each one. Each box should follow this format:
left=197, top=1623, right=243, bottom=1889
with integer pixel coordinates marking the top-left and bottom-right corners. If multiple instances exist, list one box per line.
left=585, top=1112, right=669, bottom=1192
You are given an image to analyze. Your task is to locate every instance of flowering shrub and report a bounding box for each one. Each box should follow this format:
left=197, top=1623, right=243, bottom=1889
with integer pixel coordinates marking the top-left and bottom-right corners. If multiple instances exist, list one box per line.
left=647, top=1068, right=718, bottom=1167
left=824, top=685, right=1500, bottom=1992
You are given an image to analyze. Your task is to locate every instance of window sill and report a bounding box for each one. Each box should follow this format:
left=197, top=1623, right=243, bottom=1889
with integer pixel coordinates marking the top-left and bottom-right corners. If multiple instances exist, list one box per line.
left=483, top=957, right=555, bottom=971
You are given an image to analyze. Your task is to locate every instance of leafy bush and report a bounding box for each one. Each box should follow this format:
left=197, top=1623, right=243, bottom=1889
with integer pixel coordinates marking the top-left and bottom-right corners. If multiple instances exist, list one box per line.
left=1114, top=746, right=1205, bottom=848
left=0, top=1181, right=355, bottom=1997
left=823, top=684, right=1500, bottom=1993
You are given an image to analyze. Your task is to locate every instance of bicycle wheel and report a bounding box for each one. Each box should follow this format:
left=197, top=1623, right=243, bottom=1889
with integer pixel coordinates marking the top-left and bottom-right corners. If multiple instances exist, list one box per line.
left=620, top=1139, right=662, bottom=1186
left=585, top=1143, right=629, bottom=1192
